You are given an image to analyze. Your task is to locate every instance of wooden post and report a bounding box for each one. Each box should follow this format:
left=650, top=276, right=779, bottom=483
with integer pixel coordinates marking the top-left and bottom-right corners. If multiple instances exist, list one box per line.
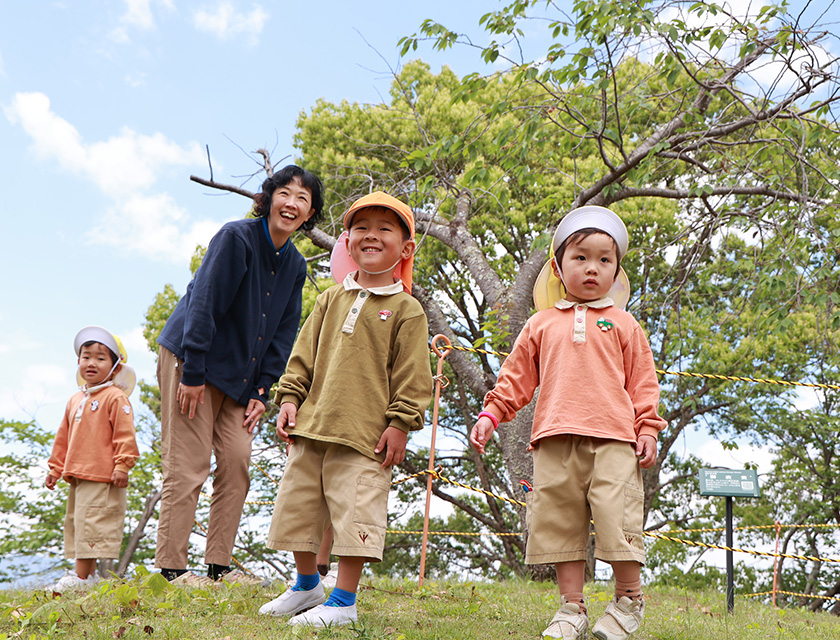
left=418, top=334, right=452, bottom=587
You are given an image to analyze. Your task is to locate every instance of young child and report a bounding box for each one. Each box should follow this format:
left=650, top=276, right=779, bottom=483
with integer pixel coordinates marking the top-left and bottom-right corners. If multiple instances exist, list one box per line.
left=259, top=191, right=432, bottom=628
left=45, top=326, right=139, bottom=592
left=471, top=206, right=666, bottom=640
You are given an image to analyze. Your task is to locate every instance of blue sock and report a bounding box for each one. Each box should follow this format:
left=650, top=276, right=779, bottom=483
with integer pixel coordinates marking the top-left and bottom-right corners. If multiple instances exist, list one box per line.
left=325, top=586, right=356, bottom=608
left=292, top=572, right=320, bottom=592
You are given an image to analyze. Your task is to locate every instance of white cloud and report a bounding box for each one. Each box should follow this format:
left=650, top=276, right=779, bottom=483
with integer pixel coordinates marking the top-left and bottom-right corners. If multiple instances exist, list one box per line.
left=88, top=194, right=224, bottom=261
left=193, top=2, right=269, bottom=45
left=4, top=91, right=218, bottom=263
left=0, top=50, right=5, bottom=77
left=110, top=0, right=175, bottom=43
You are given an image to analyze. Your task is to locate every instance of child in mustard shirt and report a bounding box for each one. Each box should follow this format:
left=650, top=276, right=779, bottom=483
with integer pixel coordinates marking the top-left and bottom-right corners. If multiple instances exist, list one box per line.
left=45, top=326, right=139, bottom=592
left=259, top=192, right=432, bottom=628
left=471, top=207, right=666, bottom=640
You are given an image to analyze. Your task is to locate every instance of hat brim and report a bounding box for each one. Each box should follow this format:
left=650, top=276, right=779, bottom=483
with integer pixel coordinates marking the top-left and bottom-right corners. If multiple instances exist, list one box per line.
left=74, top=326, right=121, bottom=358
left=532, top=261, right=630, bottom=311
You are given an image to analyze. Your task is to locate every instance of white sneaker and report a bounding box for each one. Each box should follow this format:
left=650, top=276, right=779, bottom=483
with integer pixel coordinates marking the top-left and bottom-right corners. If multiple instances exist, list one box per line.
left=288, top=603, right=357, bottom=628
left=542, top=597, right=589, bottom=639
left=258, top=582, right=326, bottom=617
left=46, top=571, right=100, bottom=593
left=592, top=596, right=645, bottom=640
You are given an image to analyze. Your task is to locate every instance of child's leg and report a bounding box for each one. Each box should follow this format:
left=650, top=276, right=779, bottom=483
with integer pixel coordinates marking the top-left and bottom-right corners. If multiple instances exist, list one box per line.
left=610, top=560, right=643, bottom=600
left=325, top=556, right=364, bottom=605
left=291, top=551, right=320, bottom=590
left=316, top=526, right=334, bottom=576
left=555, top=560, right=587, bottom=613
left=74, top=558, right=97, bottom=580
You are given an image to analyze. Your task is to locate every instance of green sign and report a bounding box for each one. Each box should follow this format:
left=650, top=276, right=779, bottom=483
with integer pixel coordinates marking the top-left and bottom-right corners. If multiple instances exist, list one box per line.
left=698, top=468, right=760, bottom=498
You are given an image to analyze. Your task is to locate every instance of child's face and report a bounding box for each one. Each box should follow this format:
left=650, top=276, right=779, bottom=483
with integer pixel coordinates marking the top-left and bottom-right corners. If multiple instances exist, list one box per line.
left=78, top=342, right=116, bottom=386
left=268, top=177, right=316, bottom=240
left=346, top=207, right=413, bottom=285
left=554, top=232, right=618, bottom=304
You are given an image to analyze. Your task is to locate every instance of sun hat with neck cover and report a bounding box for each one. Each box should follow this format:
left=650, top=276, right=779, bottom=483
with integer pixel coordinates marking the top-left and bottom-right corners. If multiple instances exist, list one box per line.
left=330, top=191, right=417, bottom=294
left=533, top=205, right=631, bottom=311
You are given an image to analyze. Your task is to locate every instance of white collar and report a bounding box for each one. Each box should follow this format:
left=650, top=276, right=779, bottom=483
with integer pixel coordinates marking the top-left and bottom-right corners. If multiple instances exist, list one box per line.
left=342, top=271, right=404, bottom=296
left=555, top=297, right=614, bottom=310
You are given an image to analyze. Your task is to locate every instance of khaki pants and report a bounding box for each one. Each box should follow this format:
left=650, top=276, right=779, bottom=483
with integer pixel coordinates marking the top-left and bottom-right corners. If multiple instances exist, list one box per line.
left=525, top=435, right=646, bottom=565
left=65, top=478, right=127, bottom=560
left=154, top=346, right=253, bottom=569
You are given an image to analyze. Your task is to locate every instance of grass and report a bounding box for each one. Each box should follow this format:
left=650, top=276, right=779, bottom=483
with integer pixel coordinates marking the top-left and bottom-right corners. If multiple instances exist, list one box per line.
left=1, top=570, right=837, bottom=640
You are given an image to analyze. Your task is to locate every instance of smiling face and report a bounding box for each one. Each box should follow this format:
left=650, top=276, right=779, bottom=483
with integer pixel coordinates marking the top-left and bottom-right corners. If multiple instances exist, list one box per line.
left=554, top=232, right=618, bottom=303
left=346, top=206, right=414, bottom=289
left=78, top=342, right=117, bottom=387
left=267, top=177, right=316, bottom=248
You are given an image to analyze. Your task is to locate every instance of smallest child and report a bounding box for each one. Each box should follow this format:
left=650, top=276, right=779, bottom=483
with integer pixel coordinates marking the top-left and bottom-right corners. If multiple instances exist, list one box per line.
left=45, top=326, right=139, bottom=592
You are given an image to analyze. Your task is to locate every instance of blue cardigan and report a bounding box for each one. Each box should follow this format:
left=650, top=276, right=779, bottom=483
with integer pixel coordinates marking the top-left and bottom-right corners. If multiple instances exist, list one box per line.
left=158, top=217, right=307, bottom=406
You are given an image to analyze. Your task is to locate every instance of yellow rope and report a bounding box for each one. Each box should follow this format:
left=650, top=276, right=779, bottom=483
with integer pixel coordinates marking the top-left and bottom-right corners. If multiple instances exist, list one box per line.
left=743, top=590, right=840, bottom=603
left=644, top=532, right=840, bottom=564
left=439, top=343, right=840, bottom=390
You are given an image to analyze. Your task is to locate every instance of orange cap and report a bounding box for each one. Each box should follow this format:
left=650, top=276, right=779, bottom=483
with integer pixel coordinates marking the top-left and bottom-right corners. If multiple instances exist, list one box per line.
left=339, top=191, right=416, bottom=293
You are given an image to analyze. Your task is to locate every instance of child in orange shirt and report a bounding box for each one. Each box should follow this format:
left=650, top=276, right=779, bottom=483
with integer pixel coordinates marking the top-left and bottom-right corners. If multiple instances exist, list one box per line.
left=45, top=326, right=139, bottom=592
left=471, top=207, right=666, bottom=640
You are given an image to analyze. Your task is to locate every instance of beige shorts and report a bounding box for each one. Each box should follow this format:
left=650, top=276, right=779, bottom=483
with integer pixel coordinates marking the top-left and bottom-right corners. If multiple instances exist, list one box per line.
left=266, top=437, right=392, bottom=561
left=64, top=478, right=127, bottom=560
left=525, top=435, right=645, bottom=565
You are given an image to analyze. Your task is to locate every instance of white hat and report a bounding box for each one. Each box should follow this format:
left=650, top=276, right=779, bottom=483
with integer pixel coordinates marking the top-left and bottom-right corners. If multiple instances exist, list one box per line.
left=74, top=326, right=136, bottom=396
left=552, top=205, right=629, bottom=259
left=533, top=206, right=631, bottom=311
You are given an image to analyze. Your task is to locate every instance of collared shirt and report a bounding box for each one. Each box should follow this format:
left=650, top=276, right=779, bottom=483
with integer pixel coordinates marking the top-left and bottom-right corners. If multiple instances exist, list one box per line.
left=340, top=272, right=403, bottom=334
left=485, top=301, right=666, bottom=445
left=276, top=280, right=433, bottom=461
left=555, top=297, right=615, bottom=342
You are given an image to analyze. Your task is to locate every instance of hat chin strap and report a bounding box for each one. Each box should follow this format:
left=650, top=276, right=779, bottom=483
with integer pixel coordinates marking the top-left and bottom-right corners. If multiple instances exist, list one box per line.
left=358, top=257, right=403, bottom=276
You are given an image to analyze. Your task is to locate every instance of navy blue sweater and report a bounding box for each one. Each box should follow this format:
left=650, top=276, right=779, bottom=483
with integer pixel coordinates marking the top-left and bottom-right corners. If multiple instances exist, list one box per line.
left=158, top=217, right=307, bottom=406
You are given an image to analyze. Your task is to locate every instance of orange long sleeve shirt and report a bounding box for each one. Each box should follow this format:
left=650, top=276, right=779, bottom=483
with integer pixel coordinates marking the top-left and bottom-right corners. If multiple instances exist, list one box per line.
left=485, top=299, right=667, bottom=445
left=48, top=385, right=139, bottom=483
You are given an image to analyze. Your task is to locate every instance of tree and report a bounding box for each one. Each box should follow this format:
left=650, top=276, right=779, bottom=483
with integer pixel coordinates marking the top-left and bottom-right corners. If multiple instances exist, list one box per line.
left=186, top=0, right=840, bottom=587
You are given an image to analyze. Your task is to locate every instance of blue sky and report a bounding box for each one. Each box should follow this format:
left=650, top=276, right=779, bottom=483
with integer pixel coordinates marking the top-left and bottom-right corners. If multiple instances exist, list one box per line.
left=0, top=0, right=502, bottom=433
left=0, top=0, right=821, bottom=476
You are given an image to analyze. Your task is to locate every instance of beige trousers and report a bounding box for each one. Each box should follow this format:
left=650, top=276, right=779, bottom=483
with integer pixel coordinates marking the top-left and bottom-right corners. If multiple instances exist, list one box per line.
left=154, top=347, right=253, bottom=569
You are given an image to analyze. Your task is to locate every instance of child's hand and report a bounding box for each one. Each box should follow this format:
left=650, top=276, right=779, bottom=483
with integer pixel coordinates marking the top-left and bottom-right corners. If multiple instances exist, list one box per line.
left=111, top=470, right=129, bottom=488
left=470, top=417, right=496, bottom=455
left=636, top=434, right=658, bottom=469
left=243, top=398, right=266, bottom=434
left=275, top=403, right=297, bottom=445
left=45, top=474, right=58, bottom=490
left=375, top=426, right=407, bottom=468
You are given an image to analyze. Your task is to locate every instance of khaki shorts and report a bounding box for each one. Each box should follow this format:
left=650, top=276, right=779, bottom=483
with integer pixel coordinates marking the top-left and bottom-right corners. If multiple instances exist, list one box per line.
left=525, top=435, right=645, bottom=565
left=266, top=437, right=392, bottom=561
left=64, top=478, right=127, bottom=560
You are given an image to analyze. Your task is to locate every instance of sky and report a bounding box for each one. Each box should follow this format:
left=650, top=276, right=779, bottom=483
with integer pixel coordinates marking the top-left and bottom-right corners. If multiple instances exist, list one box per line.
left=0, top=0, right=823, bottom=476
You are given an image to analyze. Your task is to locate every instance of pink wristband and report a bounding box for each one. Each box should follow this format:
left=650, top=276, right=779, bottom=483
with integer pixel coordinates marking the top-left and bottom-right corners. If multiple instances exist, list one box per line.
left=478, top=411, right=499, bottom=430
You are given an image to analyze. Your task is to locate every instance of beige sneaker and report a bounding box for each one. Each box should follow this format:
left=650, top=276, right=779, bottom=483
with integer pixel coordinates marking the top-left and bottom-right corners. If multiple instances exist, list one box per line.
left=171, top=572, right=214, bottom=588
left=542, top=597, right=589, bottom=639
left=592, top=596, right=645, bottom=640
left=219, top=570, right=265, bottom=586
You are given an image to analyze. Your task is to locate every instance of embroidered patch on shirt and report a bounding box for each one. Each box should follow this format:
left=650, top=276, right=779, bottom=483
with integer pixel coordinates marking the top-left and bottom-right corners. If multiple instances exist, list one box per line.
left=90, top=400, right=100, bottom=412
left=597, top=317, right=614, bottom=332
left=123, top=405, right=131, bottom=415
left=378, top=309, right=392, bottom=321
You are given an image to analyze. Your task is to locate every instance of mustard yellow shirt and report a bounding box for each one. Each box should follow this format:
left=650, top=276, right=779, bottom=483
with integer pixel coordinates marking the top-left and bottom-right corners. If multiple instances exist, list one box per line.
left=276, top=275, right=433, bottom=462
